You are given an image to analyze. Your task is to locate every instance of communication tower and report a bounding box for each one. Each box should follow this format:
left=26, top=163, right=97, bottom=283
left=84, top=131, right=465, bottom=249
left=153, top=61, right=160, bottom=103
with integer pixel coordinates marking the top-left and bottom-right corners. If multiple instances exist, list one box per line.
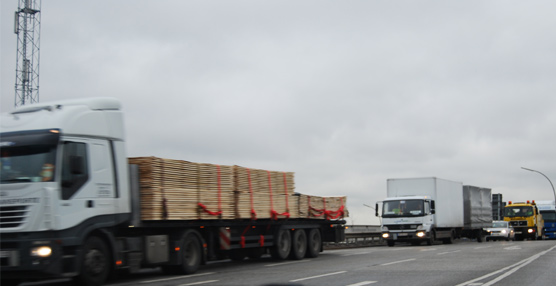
left=14, top=0, right=42, bottom=107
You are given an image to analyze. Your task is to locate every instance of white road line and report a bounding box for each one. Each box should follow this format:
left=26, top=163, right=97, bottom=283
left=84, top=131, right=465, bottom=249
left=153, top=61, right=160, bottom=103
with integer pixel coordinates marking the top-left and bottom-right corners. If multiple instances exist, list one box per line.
left=380, top=258, right=416, bottom=266
left=437, top=250, right=461, bottom=255
left=474, top=246, right=492, bottom=250
left=455, top=245, right=556, bottom=286
left=346, top=281, right=377, bottom=286
left=140, top=272, right=216, bottom=283
left=342, top=251, right=371, bottom=256
left=265, top=259, right=310, bottom=267
left=290, top=271, right=347, bottom=282
left=178, top=280, right=219, bottom=286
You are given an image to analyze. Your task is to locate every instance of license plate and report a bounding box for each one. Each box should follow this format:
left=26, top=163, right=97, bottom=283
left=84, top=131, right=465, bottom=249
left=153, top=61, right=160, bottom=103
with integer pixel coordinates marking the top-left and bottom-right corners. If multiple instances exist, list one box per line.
left=398, top=233, right=408, bottom=236
left=515, top=231, right=522, bottom=234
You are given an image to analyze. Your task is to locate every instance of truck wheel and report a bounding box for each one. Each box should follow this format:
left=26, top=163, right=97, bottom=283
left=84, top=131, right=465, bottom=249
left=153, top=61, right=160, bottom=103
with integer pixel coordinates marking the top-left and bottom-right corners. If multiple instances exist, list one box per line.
left=387, top=240, right=395, bottom=247
left=270, top=229, right=291, bottom=260
left=305, top=229, right=322, bottom=258
left=178, top=231, right=202, bottom=274
left=427, top=231, right=435, bottom=246
left=75, top=236, right=110, bottom=286
left=289, top=229, right=307, bottom=260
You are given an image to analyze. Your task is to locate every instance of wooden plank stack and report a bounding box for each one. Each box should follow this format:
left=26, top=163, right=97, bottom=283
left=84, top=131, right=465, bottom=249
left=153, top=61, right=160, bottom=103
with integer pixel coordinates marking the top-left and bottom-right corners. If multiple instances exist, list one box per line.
left=234, top=166, right=295, bottom=219
left=129, top=156, right=347, bottom=221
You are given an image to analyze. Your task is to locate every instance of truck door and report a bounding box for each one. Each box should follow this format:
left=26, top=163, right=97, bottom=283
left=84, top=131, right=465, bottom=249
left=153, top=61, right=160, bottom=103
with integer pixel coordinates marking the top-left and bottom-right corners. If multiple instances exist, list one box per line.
left=58, top=138, right=118, bottom=230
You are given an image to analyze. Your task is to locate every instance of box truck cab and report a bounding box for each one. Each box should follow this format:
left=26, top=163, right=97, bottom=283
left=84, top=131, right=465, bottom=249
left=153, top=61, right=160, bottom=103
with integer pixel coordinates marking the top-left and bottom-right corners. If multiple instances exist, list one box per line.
left=379, top=196, right=435, bottom=246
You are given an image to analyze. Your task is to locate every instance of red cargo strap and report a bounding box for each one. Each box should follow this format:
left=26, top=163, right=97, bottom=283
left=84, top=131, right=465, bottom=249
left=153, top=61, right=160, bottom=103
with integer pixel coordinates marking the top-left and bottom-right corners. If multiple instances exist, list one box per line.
left=197, top=165, right=223, bottom=217
left=259, top=235, right=265, bottom=247
left=247, top=168, right=257, bottom=220
left=268, top=171, right=290, bottom=220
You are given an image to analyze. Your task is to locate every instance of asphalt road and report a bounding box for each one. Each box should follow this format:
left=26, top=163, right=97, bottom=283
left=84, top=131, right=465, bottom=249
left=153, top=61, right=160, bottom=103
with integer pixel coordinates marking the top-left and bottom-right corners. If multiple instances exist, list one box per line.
left=22, top=239, right=556, bottom=286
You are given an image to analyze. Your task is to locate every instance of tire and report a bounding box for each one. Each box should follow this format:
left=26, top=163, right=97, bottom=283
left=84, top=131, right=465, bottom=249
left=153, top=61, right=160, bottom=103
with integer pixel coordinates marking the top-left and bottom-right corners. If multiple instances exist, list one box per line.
left=305, top=229, right=322, bottom=258
left=75, top=236, right=110, bottom=286
left=177, top=231, right=202, bottom=274
left=289, top=229, right=307, bottom=260
left=387, top=240, right=395, bottom=247
left=270, top=229, right=291, bottom=260
left=427, top=231, right=435, bottom=246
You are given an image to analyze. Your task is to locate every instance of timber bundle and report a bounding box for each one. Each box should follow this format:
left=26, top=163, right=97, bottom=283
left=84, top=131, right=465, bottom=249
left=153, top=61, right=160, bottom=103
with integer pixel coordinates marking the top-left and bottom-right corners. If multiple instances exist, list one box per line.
left=129, top=157, right=348, bottom=221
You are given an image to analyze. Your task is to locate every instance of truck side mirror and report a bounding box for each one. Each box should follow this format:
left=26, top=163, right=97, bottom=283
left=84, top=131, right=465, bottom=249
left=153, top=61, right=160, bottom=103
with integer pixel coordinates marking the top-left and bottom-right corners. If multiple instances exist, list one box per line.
left=430, top=200, right=436, bottom=214
left=375, top=203, right=379, bottom=217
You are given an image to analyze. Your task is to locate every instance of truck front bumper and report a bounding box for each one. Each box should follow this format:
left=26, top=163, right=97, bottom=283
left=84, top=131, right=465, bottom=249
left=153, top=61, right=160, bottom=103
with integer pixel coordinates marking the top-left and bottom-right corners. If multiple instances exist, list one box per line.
left=382, top=231, right=429, bottom=242
left=0, top=234, right=75, bottom=281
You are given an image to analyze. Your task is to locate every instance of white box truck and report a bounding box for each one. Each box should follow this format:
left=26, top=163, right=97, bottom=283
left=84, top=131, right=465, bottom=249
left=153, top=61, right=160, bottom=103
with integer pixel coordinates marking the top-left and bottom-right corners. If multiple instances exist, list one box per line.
left=376, top=177, right=492, bottom=246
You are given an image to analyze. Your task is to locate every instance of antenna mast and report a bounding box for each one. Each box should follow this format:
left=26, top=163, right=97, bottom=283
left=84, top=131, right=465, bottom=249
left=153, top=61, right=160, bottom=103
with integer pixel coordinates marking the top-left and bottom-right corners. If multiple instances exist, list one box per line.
left=14, top=0, right=42, bottom=107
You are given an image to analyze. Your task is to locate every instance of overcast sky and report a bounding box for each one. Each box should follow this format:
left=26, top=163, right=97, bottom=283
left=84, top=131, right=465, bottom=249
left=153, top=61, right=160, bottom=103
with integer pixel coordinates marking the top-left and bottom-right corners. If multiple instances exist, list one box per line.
left=2, top=0, right=555, bottom=224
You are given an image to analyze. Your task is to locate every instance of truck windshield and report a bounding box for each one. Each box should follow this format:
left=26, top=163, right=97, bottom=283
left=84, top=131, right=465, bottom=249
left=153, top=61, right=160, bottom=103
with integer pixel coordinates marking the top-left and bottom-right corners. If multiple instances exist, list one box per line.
left=1, top=130, right=59, bottom=184
left=383, top=200, right=424, bottom=217
left=540, top=211, right=556, bottom=222
left=504, top=206, right=533, bottom=218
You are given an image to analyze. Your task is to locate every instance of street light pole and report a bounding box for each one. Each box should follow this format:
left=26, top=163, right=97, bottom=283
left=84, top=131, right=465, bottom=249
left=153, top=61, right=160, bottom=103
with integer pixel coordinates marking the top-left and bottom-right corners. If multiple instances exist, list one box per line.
left=521, top=167, right=556, bottom=203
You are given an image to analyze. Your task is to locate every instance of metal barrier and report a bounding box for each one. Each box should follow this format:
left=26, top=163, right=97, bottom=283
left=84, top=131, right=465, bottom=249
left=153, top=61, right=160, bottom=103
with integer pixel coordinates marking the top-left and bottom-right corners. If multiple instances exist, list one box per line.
left=326, top=225, right=384, bottom=248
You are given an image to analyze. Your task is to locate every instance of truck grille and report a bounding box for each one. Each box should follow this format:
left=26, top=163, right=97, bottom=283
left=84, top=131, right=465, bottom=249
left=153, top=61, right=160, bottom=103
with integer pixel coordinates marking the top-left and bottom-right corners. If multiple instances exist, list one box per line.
left=385, top=224, right=419, bottom=230
left=0, top=206, right=28, bottom=228
left=509, top=221, right=527, bottom=227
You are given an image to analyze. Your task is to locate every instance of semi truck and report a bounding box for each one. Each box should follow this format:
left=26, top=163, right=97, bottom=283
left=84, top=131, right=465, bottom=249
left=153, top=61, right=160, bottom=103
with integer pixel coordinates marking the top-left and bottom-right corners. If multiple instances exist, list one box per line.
left=504, top=200, right=544, bottom=240
left=536, top=200, right=556, bottom=239
left=376, top=177, right=492, bottom=246
left=0, top=98, right=346, bottom=286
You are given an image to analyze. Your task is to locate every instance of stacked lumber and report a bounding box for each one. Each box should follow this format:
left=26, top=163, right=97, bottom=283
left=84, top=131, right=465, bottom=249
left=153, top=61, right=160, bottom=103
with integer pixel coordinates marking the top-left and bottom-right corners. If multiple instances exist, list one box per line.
left=234, top=166, right=295, bottom=219
left=129, top=157, right=234, bottom=220
left=296, top=195, right=348, bottom=220
left=129, top=156, right=347, bottom=221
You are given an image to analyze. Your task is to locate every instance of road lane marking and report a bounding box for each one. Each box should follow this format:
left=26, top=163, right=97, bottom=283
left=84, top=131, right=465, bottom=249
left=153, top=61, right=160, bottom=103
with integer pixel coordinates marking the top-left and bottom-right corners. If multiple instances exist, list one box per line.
left=290, top=271, right=347, bottom=282
left=346, top=281, right=377, bottom=286
left=420, top=248, right=438, bottom=252
left=455, top=245, right=556, bottom=286
left=473, top=246, right=491, bottom=250
left=437, top=250, right=461, bottom=255
left=504, top=246, right=521, bottom=250
left=380, top=258, right=416, bottom=266
left=342, top=251, right=371, bottom=256
left=140, top=272, right=216, bottom=283
left=265, top=259, right=310, bottom=267
left=179, top=280, right=219, bottom=286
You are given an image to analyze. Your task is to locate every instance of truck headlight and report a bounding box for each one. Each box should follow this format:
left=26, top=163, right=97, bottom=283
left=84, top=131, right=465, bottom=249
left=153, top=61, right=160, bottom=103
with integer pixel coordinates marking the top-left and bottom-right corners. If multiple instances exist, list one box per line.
left=416, top=231, right=426, bottom=238
left=31, top=246, right=52, bottom=258
left=382, top=233, right=390, bottom=239
left=528, top=229, right=535, bottom=233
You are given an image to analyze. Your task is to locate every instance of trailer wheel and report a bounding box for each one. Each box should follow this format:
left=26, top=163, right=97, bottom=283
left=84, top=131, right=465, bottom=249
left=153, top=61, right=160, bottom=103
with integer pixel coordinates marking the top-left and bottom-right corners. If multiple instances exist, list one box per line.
left=289, top=229, right=307, bottom=260
left=270, top=229, right=291, bottom=260
left=178, top=231, right=202, bottom=274
left=75, top=236, right=110, bottom=286
left=305, top=229, right=322, bottom=258
left=442, top=231, right=454, bottom=244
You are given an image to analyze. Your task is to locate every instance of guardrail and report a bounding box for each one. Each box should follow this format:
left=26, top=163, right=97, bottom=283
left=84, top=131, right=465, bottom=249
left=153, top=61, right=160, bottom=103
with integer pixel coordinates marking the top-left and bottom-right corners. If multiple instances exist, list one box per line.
left=326, top=225, right=384, bottom=248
